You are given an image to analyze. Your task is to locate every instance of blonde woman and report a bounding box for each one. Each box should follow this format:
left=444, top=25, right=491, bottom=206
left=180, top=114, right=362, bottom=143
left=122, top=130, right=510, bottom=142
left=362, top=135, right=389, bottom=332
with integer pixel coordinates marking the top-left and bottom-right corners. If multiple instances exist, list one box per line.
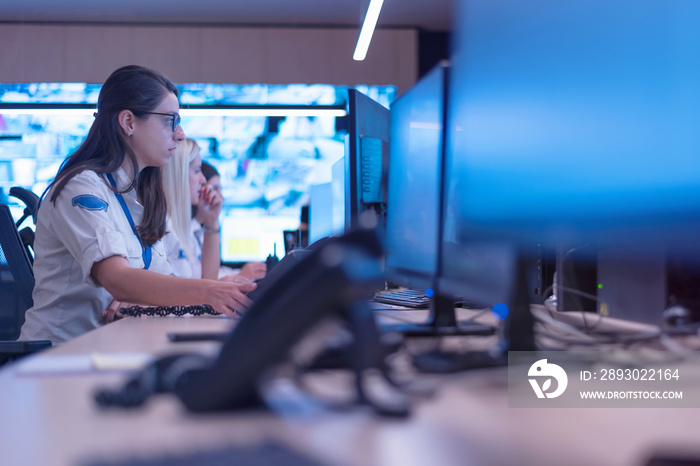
left=162, top=138, right=223, bottom=280
left=162, top=139, right=267, bottom=283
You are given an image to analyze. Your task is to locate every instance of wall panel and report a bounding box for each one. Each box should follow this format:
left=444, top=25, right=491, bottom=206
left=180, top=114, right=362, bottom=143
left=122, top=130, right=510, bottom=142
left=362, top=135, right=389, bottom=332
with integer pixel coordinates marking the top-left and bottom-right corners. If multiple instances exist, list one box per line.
left=0, top=24, right=417, bottom=91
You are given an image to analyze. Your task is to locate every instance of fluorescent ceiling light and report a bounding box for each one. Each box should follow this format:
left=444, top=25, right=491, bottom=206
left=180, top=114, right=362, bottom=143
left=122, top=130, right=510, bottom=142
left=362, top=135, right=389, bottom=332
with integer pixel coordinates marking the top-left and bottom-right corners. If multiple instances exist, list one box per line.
left=0, top=104, right=346, bottom=118
left=353, top=0, right=385, bottom=61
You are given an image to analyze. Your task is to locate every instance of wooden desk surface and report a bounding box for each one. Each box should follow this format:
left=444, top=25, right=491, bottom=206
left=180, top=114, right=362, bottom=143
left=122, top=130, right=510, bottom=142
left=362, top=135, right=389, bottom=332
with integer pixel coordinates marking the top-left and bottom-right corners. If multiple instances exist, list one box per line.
left=2, top=313, right=700, bottom=466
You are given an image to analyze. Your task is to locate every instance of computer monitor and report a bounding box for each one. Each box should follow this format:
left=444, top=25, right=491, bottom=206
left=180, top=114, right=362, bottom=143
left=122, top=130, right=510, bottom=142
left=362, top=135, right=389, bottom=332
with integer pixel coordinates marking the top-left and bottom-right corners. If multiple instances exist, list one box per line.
left=383, top=66, right=442, bottom=289
left=308, top=182, right=333, bottom=245
left=439, top=0, right=700, bottom=347
left=447, top=0, right=700, bottom=248
left=331, top=157, right=345, bottom=236
left=345, top=89, right=390, bottom=234
left=382, top=61, right=494, bottom=336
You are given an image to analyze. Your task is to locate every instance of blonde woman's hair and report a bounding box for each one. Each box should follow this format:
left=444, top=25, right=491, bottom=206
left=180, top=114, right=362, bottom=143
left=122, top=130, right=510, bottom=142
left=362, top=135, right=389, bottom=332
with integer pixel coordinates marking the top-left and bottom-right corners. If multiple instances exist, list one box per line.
left=162, top=138, right=199, bottom=262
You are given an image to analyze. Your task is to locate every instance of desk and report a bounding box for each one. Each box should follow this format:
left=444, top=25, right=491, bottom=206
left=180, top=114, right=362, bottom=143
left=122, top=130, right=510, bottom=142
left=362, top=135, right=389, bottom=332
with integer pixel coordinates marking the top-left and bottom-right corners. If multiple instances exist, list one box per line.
left=1, top=313, right=700, bottom=466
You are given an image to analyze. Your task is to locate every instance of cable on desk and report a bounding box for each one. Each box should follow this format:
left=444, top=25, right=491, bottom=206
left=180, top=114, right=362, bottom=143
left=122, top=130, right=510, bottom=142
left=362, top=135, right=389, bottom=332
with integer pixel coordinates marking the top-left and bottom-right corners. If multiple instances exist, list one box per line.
left=536, top=297, right=700, bottom=353
left=119, top=305, right=220, bottom=317
left=532, top=306, right=603, bottom=342
left=373, top=311, right=425, bottom=324
left=530, top=306, right=666, bottom=350
left=456, top=307, right=491, bottom=324
left=541, top=283, right=606, bottom=334
left=531, top=311, right=700, bottom=356
left=375, top=307, right=491, bottom=328
left=559, top=286, right=605, bottom=332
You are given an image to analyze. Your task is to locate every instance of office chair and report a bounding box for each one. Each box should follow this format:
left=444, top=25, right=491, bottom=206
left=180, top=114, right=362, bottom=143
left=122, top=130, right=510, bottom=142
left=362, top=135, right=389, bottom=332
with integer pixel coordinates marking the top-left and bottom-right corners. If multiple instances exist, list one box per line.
left=9, top=186, right=40, bottom=263
left=0, top=203, right=51, bottom=365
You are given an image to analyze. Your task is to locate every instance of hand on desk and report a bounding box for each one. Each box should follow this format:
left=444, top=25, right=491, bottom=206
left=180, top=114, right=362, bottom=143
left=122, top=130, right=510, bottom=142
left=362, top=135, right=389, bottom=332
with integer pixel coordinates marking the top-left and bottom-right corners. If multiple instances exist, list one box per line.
left=220, top=274, right=253, bottom=285
left=102, top=280, right=256, bottom=321
left=206, top=279, right=256, bottom=318
left=102, top=299, right=136, bottom=323
left=238, top=262, right=267, bottom=281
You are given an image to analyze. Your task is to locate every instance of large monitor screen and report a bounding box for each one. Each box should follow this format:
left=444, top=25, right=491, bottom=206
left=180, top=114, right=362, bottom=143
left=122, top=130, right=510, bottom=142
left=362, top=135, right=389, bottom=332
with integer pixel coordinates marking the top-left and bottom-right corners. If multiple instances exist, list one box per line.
left=0, top=83, right=397, bottom=264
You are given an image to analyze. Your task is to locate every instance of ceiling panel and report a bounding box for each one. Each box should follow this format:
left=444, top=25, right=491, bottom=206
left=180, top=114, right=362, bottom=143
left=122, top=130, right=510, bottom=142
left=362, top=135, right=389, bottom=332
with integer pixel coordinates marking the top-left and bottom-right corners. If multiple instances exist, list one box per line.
left=0, top=0, right=453, bottom=32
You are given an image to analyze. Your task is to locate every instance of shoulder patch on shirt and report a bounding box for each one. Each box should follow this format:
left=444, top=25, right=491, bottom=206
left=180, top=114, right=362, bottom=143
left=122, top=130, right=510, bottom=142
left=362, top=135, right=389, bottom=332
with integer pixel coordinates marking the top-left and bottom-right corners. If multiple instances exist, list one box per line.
left=71, top=194, right=108, bottom=212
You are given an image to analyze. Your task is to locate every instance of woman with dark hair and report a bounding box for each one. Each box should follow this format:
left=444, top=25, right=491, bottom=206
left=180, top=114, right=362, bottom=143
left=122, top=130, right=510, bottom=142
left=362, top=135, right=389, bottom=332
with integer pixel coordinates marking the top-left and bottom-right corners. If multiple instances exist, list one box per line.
left=20, top=65, right=255, bottom=344
left=200, top=161, right=221, bottom=192
left=194, top=160, right=266, bottom=281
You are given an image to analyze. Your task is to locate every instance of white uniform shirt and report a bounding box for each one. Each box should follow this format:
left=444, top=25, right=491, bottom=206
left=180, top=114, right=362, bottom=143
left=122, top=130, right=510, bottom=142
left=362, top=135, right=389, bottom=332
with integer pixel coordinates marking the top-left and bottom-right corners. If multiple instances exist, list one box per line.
left=162, top=218, right=203, bottom=279
left=20, top=168, right=172, bottom=344
left=163, top=218, right=237, bottom=279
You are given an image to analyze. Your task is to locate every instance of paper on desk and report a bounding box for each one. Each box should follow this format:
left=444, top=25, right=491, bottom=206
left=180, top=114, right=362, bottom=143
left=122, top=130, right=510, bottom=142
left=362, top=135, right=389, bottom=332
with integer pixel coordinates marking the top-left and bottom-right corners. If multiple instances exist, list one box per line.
left=15, top=352, right=154, bottom=376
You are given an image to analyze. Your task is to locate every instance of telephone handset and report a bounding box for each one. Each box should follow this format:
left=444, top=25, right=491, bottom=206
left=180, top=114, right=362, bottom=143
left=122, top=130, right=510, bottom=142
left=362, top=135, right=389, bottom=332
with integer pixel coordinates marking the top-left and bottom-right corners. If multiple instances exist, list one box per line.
left=95, top=228, right=418, bottom=416
left=96, top=229, right=387, bottom=412
left=173, top=229, right=384, bottom=412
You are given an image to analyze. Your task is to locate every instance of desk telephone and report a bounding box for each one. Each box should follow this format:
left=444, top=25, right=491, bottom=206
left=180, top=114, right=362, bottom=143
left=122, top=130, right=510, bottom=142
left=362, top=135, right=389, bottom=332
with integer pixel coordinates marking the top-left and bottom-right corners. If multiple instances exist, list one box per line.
left=95, top=229, right=411, bottom=417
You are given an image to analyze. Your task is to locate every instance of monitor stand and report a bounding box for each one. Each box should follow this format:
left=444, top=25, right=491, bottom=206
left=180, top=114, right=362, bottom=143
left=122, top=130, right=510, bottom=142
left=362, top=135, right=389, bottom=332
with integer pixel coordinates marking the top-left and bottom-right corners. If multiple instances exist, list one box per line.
left=408, top=254, right=537, bottom=373
left=382, top=292, right=496, bottom=337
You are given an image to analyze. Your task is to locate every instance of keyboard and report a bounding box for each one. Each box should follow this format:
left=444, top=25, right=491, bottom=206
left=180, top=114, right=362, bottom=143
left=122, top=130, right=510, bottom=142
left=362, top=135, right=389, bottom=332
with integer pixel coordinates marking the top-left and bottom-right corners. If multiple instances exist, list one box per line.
left=372, top=289, right=430, bottom=308
left=81, top=441, right=330, bottom=466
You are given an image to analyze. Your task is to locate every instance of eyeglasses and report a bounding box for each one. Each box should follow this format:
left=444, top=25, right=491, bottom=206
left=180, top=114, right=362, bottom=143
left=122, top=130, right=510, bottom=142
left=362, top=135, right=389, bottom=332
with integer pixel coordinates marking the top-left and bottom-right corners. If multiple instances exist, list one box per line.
left=141, top=112, right=181, bottom=132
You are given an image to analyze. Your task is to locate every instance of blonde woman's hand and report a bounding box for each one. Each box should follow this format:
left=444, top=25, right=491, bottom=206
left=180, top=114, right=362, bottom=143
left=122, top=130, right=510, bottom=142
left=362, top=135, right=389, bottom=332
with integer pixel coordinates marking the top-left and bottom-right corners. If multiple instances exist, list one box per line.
left=197, top=185, right=223, bottom=230
left=239, top=262, right=267, bottom=281
left=220, top=274, right=253, bottom=285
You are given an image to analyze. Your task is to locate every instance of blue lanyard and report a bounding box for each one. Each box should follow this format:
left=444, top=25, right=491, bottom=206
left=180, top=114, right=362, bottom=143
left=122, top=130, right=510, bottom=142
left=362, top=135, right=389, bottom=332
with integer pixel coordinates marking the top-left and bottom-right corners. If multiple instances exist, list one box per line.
left=105, top=173, right=152, bottom=270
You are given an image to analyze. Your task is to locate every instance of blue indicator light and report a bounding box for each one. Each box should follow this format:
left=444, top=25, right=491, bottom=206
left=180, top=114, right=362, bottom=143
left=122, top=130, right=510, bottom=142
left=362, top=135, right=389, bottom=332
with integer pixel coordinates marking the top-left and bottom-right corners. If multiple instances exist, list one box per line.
left=492, top=303, right=509, bottom=320
left=424, top=288, right=434, bottom=297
